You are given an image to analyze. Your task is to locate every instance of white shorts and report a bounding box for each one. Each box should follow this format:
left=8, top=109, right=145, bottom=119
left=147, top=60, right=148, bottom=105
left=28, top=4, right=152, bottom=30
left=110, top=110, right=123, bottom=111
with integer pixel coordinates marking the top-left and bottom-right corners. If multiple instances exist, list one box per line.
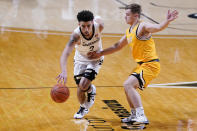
left=73, top=58, right=103, bottom=84
left=74, top=59, right=103, bottom=76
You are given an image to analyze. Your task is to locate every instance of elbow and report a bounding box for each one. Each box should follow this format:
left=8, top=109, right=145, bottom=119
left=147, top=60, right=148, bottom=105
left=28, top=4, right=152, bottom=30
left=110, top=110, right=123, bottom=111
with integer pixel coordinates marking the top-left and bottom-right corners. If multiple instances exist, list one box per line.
left=114, top=43, right=122, bottom=51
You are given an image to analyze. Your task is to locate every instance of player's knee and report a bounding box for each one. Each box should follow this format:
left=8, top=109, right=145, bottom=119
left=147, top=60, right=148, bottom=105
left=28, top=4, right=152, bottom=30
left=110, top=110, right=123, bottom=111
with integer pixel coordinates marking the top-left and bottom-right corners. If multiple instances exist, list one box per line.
left=123, top=80, right=136, bottom=91
left=78, top=82, right=89, bottom=92
left=123, top=81, right=130, bottom=91
left=124, top=80, right=131, bottom=88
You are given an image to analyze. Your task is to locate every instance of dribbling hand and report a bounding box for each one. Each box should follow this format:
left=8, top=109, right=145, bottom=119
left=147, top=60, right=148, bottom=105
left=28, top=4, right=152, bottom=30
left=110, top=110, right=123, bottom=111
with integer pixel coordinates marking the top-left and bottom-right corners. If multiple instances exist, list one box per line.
left=56, top=71, right=67, bottom=85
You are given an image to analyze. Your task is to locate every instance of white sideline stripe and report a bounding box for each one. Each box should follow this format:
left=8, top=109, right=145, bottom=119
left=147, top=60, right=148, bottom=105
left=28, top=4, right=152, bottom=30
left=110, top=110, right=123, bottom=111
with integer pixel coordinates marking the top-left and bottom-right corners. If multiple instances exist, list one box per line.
left=149, top=81, right=197, bottom=89
left=152, top=36, right=197, bottom=39
left=148, top=85, right=197, bottom=89
left=1, top=29, right=197, bottom=39
left=1, top=29, right=68, bottom=36
left=151, top=81, right=197, bottom=86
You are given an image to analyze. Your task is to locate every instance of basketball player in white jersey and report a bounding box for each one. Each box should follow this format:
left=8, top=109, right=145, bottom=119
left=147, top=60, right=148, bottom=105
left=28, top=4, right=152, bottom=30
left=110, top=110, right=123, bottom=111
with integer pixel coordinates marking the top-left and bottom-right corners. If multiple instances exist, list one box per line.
left=56, top=10, right=104, bottom=119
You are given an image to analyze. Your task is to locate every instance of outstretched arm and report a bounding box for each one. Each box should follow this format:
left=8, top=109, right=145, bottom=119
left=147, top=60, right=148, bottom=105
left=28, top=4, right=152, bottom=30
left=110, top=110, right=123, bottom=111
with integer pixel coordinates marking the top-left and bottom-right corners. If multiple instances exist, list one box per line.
left=142, top=10, right=178, bottom=33
left=88, top=35, right=128, bottom=59
left=56, top=32, right=80, bottom=84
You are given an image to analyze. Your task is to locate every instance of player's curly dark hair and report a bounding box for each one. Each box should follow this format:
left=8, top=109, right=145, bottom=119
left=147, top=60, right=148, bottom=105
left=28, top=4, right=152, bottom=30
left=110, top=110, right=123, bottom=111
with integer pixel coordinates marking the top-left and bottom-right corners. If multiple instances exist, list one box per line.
left=77, top=10, right=94, bottom=22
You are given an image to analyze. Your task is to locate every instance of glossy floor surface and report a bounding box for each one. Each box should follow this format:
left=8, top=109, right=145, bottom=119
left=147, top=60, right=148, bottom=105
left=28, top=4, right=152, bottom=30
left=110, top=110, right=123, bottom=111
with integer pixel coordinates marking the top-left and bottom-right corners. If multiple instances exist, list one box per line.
left=0, top=0, right=197, bottom=130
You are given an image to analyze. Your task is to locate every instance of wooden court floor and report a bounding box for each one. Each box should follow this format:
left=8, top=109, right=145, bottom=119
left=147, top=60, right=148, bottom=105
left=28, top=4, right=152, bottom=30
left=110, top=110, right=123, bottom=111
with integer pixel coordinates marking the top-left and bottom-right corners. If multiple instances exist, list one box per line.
left=0, top=29, right=197, bottom=131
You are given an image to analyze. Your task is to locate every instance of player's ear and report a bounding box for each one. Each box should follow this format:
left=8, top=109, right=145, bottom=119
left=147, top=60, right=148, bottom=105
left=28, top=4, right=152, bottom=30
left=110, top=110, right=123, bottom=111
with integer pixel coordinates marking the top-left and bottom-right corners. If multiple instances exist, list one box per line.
left=134, top=13, right=139, bottom=18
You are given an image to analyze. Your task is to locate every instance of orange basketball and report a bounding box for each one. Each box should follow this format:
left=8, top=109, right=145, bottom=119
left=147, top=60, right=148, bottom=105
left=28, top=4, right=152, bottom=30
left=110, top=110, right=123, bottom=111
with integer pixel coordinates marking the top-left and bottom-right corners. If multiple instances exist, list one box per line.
left=50, top=84, right=70, bottom=103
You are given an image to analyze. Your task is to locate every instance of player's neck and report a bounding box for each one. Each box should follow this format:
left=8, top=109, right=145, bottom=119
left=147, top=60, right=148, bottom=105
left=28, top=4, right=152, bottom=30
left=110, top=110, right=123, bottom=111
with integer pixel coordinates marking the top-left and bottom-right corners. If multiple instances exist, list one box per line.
left=130, top=19, right=140, bottom=28
left=84, top=32, right=93, bottom=39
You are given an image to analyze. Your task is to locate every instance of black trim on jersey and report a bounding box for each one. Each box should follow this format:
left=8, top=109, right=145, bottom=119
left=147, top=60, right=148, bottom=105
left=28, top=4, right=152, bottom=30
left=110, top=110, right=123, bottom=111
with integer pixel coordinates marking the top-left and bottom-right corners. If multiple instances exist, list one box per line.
left=129, top=26, right=132, bottom=33
left=137, top=59, right=160, bottom=65
left=79, top=24, right=95, bottom=41
left=136, top=24, right=151, bottom=41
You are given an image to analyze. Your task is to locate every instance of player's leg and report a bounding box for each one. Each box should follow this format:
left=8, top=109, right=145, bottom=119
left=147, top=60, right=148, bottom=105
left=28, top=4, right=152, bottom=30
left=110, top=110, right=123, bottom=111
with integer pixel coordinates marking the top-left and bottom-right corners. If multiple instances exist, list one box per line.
left=122, top=75, right=141, bottom=123
left=122, top=75, right=149, bottom=124
left=73, top=62, right=89, bottom=119
left=73, top=62, right=86, bottom=104
left=77, top=77, right=91, bottom=103
left=122, top=89, right=136, bottom=122
left=122, top=62, right=160, bottom=124
left=74, top=77, right=92, bottom=119
left=74, top=69, right=98, bottom=119
left=124, top=75, right=143, bottom=108
left=73, top=59, right=103, bottom=119
left=83, top=68, right=97, bottom=109
left=84, top=59, right=103, bottom=109
left=74, top=72, right=96, bottom=119
left=125, top=90, right=134, bottom=108
left=77, top=87, right=86, bottom=104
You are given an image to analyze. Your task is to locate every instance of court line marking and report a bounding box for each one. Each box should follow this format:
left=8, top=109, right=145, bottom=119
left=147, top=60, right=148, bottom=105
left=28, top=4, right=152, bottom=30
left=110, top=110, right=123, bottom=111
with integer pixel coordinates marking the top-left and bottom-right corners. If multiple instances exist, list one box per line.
left=150, top=2, right=197, bottom=10
left=149, top=81, right=197, bottom=89
left=0, top=84, right=196, bottom=89
left=150, top=81, right=197, bottom=85
left=1, top=28, right=197, bottom=39
left=148, top=85, right=197, bottom=89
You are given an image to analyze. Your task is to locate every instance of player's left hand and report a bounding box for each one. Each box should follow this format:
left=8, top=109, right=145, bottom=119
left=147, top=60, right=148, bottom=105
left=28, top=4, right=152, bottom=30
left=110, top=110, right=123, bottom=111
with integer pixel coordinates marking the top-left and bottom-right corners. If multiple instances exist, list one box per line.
left=87, top=51, right=102, bottom=59
left=167, top=10, right=178, bottom=22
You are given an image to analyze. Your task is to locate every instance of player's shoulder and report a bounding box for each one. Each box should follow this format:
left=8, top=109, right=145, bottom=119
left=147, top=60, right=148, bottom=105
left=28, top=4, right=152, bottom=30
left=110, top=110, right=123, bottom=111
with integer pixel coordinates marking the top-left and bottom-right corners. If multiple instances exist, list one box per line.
left=70, top=30, right=80, bottom=42
left=94, top=16, right=102, bottom=24
left=73, top=27, right=81, bottom=38
left=93, top=21, right=100, bottom=28
left=73, top=26, right=80, bottom=34
left=138, top=21, right=146, bottom=27
left=94, top=16, right=104, bottom=32
left=139, top=21, right=152, bottom=28
left=138, top=21, right=151, bottom=32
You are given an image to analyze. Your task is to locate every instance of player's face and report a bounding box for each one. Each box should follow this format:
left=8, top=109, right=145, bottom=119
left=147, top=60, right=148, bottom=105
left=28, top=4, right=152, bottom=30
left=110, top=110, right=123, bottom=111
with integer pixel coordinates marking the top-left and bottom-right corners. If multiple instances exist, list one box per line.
left=125, top=9, right=138, bottom=25
left=79, top=21, right=93, bottom=38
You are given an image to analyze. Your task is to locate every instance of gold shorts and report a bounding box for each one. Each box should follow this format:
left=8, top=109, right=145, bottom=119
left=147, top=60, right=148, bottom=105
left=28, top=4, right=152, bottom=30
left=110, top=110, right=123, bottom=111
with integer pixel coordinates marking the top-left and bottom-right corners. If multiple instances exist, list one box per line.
left=131, top=61, right=160, bottom=90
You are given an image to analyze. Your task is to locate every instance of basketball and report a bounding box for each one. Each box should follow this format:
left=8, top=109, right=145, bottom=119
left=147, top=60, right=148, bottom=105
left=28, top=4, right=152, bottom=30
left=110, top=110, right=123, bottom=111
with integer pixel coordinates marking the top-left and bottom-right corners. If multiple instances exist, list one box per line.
left=50, top=84, right=70, bottom=103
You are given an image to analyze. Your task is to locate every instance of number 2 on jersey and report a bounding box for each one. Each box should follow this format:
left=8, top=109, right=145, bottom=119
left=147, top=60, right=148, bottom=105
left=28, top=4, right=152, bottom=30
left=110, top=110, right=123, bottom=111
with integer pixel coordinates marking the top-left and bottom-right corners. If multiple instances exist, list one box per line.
left=89, top=46, right=94, bottom=51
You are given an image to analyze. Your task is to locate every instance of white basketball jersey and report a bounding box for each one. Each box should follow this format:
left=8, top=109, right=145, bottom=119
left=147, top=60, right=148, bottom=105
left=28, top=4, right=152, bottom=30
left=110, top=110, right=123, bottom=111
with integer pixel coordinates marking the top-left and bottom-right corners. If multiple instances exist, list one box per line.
left=74, top=22, right=104, bottom=62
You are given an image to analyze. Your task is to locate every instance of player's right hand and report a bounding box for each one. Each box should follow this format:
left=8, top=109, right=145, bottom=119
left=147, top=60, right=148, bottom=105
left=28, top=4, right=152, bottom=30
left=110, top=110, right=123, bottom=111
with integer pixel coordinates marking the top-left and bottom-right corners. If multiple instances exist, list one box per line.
left=87, top=51, right=102, bottom=59
left=56, top=71, right=67, bottom=85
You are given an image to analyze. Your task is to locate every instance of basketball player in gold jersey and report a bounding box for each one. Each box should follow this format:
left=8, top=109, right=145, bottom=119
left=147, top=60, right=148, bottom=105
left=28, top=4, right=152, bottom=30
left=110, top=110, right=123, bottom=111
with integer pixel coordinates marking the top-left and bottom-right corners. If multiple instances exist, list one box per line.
left=88, top=4, right=178, bottom=124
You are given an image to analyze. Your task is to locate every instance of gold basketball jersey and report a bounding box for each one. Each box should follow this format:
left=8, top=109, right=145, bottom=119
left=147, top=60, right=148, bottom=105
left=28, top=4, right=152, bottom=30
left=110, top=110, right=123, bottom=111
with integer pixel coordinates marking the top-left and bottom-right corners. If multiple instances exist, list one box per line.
left=126, top=23, right=158, bottom=62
